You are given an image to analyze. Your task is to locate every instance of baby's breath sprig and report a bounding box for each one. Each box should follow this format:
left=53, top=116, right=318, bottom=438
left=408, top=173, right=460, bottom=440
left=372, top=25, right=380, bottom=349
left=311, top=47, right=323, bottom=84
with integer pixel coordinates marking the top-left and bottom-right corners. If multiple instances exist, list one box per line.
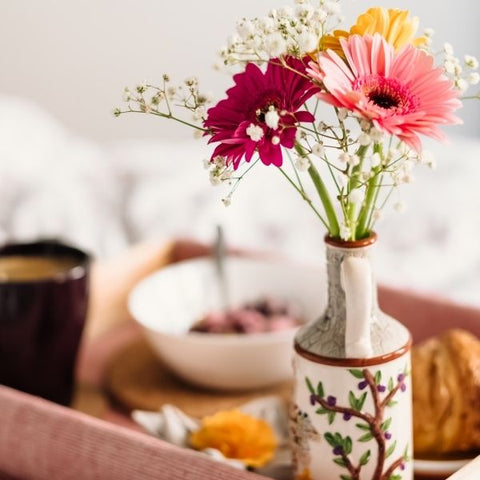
left=219, top=0, right=343, bottom=67
left=114, top=74, right=213, bottom=133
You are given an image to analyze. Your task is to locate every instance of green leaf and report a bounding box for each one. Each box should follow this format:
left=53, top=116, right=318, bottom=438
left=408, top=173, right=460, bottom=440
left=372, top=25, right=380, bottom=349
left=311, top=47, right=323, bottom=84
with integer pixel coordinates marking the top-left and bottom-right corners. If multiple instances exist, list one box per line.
left=374, top=371, right=382, bottom=385
left=348, top=391, right=358, bottom=410
left=359, top=449, right=371, bottom=466
left=349, top=369, right=364, bottom=379
left=388, top=377, right=394, bottom=392
left=324, top=432, right=337, bottom=447
left=381, top=417, right=392, bottom=431
left=389, top=475, right=402, bottom=480
left=358, top=432, right=373, bottom=442
left=306, top=377, right=315, bottom=394
left=317, top=381, right=325, bottom=398
left=344, top=436, right=353, bottom=455
left=387, top=400, right=398, bottom=408
left=386, top=440, right=397, bottom=459
left=333, top=457, right=347, bottom=467
left=403, top=444, right=411, bottom=461
left=316, top=407, right=328, bottom=415
left=340, top=475, right=352, bottom=480
left=328, top=411, right=336, bottom=425
left=334, top=433, right=343, bottom=445
left=355, top=422, right=370, bottom=431
left=357, top=392, right=367, bottom=410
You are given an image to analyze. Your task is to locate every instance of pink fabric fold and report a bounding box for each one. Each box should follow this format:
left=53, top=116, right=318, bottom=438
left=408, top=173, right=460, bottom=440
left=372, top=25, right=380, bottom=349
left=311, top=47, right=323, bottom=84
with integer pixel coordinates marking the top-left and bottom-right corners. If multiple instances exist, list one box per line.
left=0, top=386, right=267, bottom=480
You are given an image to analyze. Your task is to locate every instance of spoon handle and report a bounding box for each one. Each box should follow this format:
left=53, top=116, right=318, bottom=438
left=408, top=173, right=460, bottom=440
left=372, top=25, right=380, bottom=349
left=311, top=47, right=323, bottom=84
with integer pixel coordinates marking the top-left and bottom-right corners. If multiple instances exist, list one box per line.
left=214, top=225, right=230, bottom=310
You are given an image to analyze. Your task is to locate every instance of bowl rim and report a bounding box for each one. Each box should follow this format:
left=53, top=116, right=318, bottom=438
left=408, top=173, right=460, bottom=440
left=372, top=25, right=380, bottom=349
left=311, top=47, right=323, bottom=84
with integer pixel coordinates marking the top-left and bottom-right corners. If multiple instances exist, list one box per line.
left=128, top=255, right=324, bottom=344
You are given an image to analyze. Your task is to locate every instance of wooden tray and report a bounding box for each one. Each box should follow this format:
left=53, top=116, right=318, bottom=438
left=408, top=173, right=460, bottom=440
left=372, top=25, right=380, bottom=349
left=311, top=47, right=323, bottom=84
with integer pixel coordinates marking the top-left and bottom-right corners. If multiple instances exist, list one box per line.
left=105, top=337, right=293, bottom=417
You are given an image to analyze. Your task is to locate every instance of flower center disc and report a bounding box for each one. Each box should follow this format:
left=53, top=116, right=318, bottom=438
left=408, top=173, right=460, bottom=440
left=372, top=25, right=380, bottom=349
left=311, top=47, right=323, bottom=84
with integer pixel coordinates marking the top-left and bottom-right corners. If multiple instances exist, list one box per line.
left=353, top=75, right=419, bottom=114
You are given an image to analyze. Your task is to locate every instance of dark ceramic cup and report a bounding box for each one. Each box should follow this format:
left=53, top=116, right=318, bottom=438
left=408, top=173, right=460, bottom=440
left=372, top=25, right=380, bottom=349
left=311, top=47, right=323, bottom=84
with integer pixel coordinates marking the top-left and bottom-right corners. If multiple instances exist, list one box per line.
left=0, top=241, right=90, bottom=405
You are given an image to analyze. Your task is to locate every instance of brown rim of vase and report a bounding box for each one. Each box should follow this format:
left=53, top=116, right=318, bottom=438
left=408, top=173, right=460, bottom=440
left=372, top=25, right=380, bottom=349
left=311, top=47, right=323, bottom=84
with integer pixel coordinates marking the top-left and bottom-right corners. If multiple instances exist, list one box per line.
left=324, top=232, right=377, bottom=249
left=294, top=335, right=412, bottom=367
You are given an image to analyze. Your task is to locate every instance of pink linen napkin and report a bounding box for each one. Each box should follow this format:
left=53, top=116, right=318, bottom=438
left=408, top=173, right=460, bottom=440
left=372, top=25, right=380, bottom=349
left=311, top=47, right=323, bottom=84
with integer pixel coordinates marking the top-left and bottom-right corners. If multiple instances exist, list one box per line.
left=0, top=385, right=267, bottom=480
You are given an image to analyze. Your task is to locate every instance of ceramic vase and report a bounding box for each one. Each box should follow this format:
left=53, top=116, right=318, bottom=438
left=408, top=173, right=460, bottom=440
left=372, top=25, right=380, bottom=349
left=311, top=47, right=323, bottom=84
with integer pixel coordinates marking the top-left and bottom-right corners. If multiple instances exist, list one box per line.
left=291, top=234, right=413, bottom=480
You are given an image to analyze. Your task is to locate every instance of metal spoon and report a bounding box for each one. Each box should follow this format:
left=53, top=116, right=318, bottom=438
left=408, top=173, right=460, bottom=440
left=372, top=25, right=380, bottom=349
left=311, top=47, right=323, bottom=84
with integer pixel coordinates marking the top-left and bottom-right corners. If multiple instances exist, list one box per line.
left=213, top=225, right=230, bottom=311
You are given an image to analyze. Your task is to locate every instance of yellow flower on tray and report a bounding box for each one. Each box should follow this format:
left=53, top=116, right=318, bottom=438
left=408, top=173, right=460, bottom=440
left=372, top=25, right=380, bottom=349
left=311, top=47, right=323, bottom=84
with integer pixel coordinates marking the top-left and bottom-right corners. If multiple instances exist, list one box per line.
left=321, top=7, right=426, bottom=55
left=189, top=409, right=277, bottom=468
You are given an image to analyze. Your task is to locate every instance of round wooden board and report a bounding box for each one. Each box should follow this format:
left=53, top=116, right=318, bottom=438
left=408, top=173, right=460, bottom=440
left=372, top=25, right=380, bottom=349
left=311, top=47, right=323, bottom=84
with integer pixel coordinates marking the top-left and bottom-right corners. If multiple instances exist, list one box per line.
left=105, top=337, right=293, bottom=418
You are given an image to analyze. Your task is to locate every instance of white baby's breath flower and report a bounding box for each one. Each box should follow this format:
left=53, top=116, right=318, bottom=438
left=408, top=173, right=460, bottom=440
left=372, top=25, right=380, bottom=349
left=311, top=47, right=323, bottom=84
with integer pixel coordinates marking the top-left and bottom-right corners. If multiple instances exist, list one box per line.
left=394, top=201, right=406, bottom=213
left=368, top=127, right=384, bottom=143
left=317, top=121, right=328, bottom=132
left=202, top=158, right=211, bottom=169
left=338, top=152, right=349, bottom=164
left=337, top=108, right=348, bottom=121
left=209, top=171, right=222, bottom=186
left=323, top=1, right=341, bottom=15
left=443, top=43, right=454, bottom=55
left=193, top=129, right=204, bottom=139
left=297, top=31, right=318, bottom=53
left=214, top=156, right=226, bottom=168
left=444, top=60, right=456, bottom=74
left=311, top=142, right=325, bottom=157
left=265, top=32, right=287, bottom=56
left=455, top=78, right=468, bottom=92
left=278, top=6, right=294, bottom=18
left=246, top=123, right=264, bottom=142
left=295, top=155, right=310, bottom=171
left=236, top=19, right=255, bottom=39
left=370, top=152, right=381, bottom=167
left=357, top=132, right=372, bottom=146
left=468, top=72, right=480, bottom=85
left=347, top=154, right=360, bottom=167
left=465, top=55, right=479, bottom=69
left=312, top=7, right=328, bottom=23
left=122, top=87, right=132, bottom=102
left=424, top=27, right=434, bottom=38
left=359, top=119, right=371, bottom=131
left=222, top=195, right=232, bottom=207
left=265, top=107, right=280, bottom=129
left=221, top=169, right=233, bottom=181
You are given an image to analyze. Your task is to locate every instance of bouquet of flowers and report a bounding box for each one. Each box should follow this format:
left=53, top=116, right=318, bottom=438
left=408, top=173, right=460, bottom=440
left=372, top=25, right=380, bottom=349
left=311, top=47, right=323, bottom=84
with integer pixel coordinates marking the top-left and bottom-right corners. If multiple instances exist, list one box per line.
left=115, top=0, right=479, bottom=242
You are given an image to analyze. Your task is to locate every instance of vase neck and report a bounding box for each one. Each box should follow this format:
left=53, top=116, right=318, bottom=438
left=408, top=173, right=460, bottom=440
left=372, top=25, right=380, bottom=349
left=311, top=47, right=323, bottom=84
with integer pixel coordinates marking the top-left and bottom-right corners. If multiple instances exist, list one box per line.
left=325, top=240, right=379, bottom=324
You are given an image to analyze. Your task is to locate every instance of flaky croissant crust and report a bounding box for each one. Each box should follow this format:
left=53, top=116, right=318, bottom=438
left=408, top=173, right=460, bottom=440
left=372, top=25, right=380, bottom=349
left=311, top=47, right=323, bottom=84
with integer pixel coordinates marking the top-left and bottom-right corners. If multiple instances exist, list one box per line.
left=412, top=329, right=480, bottom=455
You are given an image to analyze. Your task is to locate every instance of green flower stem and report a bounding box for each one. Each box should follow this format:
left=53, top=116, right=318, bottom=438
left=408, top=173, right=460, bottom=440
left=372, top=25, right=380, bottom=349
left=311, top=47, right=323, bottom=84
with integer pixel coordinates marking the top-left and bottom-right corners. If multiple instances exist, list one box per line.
left=295, top=143, right=340, bottom=237
left=356, top=144, right=383, bottom=238
left=346, top=145, right=369, bottom=240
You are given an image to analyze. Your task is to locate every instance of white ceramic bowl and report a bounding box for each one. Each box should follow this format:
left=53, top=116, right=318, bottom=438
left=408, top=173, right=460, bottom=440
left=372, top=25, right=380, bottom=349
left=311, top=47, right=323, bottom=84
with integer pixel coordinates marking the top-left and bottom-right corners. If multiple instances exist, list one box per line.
left=128, top=256, right=326, bottom=390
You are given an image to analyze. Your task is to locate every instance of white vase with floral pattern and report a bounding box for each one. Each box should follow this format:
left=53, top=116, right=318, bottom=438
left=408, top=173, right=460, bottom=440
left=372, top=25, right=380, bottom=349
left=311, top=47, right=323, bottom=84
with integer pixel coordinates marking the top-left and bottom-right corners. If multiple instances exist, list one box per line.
left=291, top=234, right=413, bottom=480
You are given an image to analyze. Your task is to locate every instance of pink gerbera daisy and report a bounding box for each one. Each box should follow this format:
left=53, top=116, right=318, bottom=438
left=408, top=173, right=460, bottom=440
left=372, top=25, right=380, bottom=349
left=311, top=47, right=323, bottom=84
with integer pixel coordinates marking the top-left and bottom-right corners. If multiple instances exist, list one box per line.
left=308, top=34, right=462, bottom=151
left=204, top=57, right=319, bottom=169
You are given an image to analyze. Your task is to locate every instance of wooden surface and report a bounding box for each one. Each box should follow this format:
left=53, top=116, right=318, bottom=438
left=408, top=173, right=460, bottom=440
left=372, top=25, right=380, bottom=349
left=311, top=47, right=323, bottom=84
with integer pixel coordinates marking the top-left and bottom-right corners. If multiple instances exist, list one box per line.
left=105, top=337, right=293, bottom=417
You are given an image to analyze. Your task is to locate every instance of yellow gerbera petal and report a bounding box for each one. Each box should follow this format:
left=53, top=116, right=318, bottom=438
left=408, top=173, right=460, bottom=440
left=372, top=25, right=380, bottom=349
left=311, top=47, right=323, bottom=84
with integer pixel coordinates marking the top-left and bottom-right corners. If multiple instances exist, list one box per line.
left=320, top=7, right=426, bottom=55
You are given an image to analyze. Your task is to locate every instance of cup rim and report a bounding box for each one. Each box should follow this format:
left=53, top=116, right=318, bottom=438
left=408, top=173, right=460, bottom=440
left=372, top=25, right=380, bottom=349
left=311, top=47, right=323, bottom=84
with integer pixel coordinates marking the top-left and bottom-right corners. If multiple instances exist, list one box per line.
left=0, top=240, right=91, bottom=284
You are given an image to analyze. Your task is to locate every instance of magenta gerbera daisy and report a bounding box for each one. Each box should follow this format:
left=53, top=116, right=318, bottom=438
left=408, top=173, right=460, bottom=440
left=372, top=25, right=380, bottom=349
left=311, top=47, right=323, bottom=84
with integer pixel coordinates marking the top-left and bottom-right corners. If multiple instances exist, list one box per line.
left=204, top=57, right=319, bottom=169
left=308, top=34, right=462, bottom=151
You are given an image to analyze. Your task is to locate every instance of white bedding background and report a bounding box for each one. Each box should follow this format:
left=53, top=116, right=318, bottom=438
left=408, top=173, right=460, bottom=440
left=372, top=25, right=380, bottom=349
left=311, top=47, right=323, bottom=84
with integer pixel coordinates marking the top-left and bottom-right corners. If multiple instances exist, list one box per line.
left=0, top=94, right=479, bottom=306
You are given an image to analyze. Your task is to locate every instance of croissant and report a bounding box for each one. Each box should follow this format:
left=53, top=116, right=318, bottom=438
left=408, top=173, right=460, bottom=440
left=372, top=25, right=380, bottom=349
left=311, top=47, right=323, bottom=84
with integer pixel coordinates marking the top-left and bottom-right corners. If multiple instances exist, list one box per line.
left=412, top=329, right=480, bottom=455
